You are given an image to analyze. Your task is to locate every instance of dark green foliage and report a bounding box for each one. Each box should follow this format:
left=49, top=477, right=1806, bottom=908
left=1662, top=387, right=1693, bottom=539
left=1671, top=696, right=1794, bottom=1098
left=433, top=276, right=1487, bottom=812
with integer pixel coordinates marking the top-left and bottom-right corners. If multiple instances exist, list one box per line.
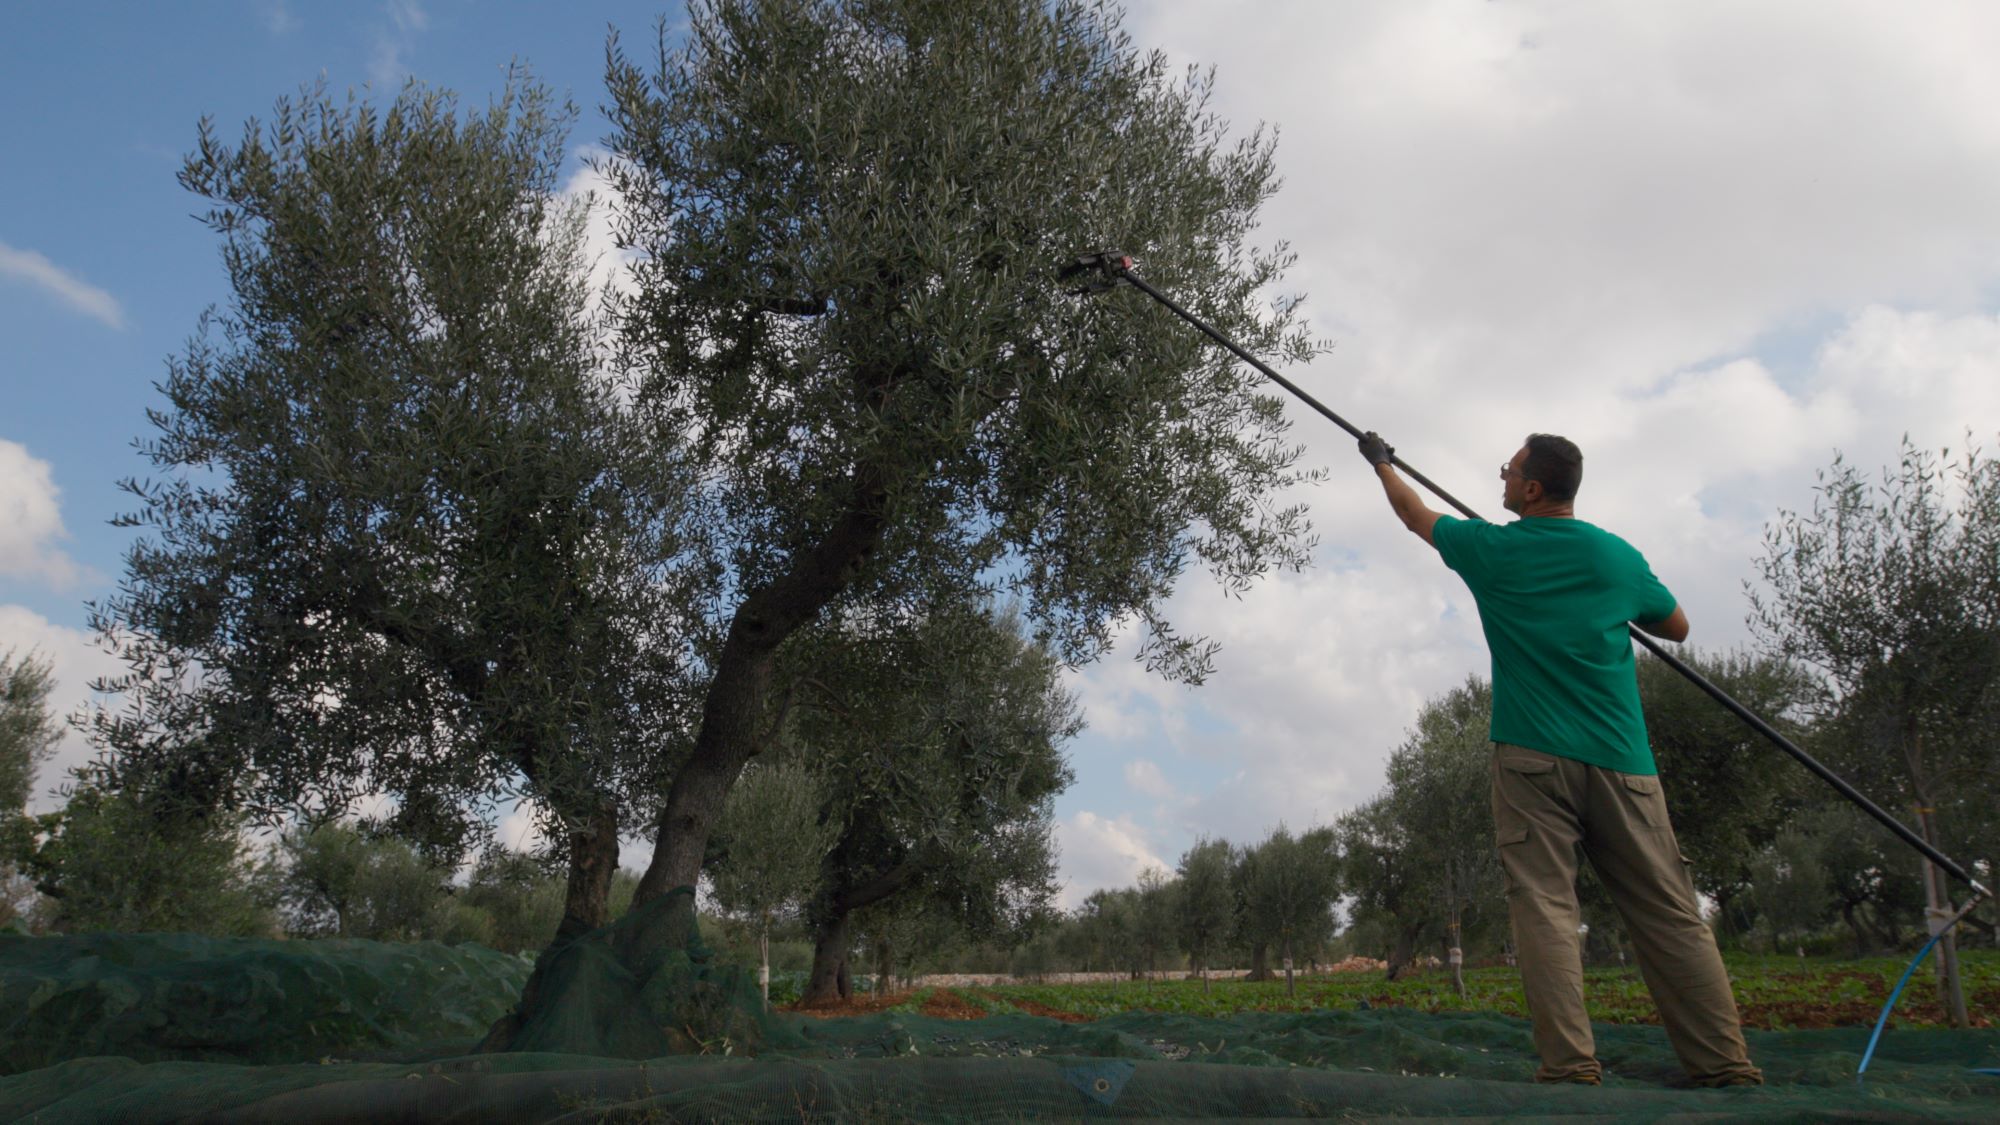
left=1635, top=649, right=1815, bottom=936
left=605, top=0, right=1318, bottom=683
left=460, top=849, right=594, bottom=956
left=0, top=652, right=58, bottom=816
left=782, top=604, right=1078, bottom=999
left=1749, top=436, right=2000, bottom=874
left=93, top=76, right=700, bottom=891
left=1236, top=824, right=1339, bottom=987
left=1175, top=837, right=1235, bottom=986
left=15, top=770, right=278, bottom=937
left=277, top=821, right=481, bottom=943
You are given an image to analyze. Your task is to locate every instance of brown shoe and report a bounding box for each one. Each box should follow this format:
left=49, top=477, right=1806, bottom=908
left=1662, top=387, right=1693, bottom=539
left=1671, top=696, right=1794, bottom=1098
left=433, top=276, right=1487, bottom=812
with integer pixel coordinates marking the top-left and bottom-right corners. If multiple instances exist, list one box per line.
left=1687, top=1072, right=1763, bottom=1088
left=1535, top=1072, right=1601, bottom=1086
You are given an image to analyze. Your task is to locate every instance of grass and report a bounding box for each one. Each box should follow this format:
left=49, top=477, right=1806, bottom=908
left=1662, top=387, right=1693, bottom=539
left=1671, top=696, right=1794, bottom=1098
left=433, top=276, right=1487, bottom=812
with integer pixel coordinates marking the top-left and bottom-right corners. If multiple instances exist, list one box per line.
left=981, top=950, right=2000, bottom=1031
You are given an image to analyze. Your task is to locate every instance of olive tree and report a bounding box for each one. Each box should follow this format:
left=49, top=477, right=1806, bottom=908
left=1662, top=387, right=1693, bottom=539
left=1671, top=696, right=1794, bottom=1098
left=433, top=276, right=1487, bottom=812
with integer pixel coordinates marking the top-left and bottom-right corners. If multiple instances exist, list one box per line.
left=708, top=761, right=839, bottom=1007
left=91, top=78, right=704, bottom=940
left=0, top=651, right=59, bottom=817
left=498, top=0, right=1318, bottom=1050
left=1635, top=648, right=1816, bottom=939
left=1379, top=678, right=1498, bottom=994
left=1749, top=436, right=2000, bottom=1024
left=785, top=604, right=1076, bottom=1002
left=0, top=652, right=60, bottom=926
left=1175, top=836, right=1235, bottom=992
left=18, top=763, right=280, bottom=937
left=1237, top=824, right=1339, bottom=995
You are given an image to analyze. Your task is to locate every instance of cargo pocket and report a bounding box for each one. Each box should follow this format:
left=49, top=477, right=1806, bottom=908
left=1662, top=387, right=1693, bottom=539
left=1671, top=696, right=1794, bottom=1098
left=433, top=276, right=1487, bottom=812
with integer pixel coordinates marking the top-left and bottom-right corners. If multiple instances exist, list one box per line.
left=1619, top=774, right=1667, bottom=828
left=1496, top=826, right=1530, bottom=893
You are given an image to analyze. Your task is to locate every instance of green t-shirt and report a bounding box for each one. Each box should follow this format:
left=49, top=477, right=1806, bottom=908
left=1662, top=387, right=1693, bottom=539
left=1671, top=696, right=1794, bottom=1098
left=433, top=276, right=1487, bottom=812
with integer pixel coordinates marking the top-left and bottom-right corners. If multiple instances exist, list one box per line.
left=1431, top=515, right=1678, bottom=775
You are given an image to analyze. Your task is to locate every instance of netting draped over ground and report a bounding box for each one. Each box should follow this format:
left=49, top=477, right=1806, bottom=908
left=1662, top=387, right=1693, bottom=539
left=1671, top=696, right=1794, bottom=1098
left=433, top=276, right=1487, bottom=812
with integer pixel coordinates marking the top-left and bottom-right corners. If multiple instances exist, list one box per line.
left=3, top=932, right=1997, bottom=1121
left=0, top=930, right=530, bottom=1073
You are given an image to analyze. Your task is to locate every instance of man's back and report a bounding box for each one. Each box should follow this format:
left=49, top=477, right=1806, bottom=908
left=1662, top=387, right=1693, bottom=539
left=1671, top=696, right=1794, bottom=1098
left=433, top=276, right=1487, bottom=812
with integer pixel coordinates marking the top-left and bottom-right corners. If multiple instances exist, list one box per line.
left=1431, top=515, right=1676, bottom=774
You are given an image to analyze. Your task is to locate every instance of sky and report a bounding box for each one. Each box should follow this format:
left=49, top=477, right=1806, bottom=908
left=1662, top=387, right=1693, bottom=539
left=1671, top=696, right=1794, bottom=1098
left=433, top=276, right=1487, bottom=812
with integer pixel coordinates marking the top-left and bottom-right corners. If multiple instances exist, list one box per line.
left=3, top=1, right=1998, bottom=907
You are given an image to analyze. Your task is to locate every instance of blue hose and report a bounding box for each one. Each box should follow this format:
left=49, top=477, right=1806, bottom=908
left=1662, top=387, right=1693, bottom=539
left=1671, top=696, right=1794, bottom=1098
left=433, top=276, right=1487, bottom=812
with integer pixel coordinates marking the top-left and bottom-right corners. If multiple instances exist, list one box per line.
left=1856, top=893, right=1993, bottom=1082
left=1855, top=929, right=1947, bottom=1080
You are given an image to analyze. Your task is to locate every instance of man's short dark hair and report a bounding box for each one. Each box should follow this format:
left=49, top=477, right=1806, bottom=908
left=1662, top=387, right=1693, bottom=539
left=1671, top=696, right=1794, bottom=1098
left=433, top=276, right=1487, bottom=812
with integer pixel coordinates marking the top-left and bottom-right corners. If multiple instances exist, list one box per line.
left=1523, top=433, right=1583, bottom=502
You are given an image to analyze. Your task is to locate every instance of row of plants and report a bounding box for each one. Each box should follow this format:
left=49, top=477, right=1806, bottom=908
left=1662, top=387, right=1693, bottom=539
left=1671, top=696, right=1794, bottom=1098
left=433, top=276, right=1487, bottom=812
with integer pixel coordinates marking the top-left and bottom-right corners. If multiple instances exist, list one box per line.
left=969, top=951, right=2000, bottom=1030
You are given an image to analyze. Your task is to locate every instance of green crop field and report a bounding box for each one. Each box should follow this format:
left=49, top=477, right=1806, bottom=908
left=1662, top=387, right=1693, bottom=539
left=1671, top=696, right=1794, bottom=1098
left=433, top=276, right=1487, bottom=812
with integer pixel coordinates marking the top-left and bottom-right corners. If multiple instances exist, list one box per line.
left=965, top=950, right=2000, bottom=1031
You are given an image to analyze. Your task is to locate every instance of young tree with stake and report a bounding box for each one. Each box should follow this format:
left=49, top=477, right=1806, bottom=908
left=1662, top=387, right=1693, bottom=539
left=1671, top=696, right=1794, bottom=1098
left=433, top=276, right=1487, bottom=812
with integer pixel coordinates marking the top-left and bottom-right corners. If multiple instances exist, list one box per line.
left=709, top=761, right=839, bottom=1009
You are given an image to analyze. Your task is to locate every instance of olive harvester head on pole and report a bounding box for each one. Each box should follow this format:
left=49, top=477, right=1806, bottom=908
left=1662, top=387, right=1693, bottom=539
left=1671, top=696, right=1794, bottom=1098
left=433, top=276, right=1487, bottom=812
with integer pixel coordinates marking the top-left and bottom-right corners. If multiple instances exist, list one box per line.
left=1056, top=249, right=1133, bottom=295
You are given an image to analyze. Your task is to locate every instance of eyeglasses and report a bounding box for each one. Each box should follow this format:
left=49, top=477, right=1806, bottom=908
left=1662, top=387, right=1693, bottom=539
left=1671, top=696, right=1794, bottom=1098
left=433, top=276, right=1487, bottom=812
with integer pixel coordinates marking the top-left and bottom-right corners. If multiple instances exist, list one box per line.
left=1499, top=462, right=1521, bottom=480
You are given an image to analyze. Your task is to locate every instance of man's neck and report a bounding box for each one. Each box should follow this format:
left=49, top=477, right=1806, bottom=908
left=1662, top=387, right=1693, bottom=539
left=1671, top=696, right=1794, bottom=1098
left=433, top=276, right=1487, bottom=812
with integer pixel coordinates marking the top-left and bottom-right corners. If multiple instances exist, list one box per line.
left=1520, top=501, right=1575, bottom=519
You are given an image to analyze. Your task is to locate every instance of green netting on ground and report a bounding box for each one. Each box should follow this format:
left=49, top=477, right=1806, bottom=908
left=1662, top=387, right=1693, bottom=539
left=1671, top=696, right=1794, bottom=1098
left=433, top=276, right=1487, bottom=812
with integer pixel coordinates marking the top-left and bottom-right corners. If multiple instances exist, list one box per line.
left=0, top=931, right=531, bottom=1074
left=5, top=933, right=1998, bottom=1121
left=484, top=885, right=804, bottom=1060
left=5, top=1010, right=1998, bottom=1121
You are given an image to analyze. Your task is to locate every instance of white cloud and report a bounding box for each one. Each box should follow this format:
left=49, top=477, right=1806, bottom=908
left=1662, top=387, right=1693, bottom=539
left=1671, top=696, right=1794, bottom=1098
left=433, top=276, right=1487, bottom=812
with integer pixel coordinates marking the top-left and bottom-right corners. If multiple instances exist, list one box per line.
left=1036, top=2, right=2000, bottom=895
left=556, top=151, right=644, bottom=307
left=262, top=2, right=299, bottom=34
left=0, top=606, right=123, bottom=813
left=0, top=440, right=85, bottom=589
left=497, top=798, right=550, bottom=853
left=1054, top=810, right=1172, bottom=907
left=1123, top=758, right=1176, bottom=800
left=0, top=241, right=124, bottom=329
left=367, top=0, right=429, bottom=90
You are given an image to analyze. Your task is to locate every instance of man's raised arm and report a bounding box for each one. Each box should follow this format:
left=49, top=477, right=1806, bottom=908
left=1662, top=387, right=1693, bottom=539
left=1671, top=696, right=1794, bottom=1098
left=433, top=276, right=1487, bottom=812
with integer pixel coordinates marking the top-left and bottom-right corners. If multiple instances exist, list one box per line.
left=1360, top=432, right=1442, bottom=546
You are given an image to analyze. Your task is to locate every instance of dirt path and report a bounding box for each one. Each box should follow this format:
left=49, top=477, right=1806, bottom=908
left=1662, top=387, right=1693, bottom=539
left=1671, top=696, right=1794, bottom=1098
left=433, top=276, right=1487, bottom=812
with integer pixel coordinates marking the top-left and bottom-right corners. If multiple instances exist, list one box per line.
left=968, top=988, right=1092, bottom=1023
left=917, top=988, right=989, bottom=1020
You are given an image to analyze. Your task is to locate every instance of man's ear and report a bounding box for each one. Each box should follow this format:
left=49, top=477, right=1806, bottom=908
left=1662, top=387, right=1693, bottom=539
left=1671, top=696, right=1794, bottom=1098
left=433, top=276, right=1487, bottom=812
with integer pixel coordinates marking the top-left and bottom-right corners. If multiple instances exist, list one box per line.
left=1523, top=480, right=1544, bottom=504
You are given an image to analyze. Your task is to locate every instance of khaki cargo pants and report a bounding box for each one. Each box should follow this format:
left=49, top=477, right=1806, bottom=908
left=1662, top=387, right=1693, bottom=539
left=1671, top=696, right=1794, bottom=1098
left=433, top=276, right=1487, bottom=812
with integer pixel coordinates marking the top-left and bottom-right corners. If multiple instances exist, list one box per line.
left=1491, top=743, right=1761, bottom=1085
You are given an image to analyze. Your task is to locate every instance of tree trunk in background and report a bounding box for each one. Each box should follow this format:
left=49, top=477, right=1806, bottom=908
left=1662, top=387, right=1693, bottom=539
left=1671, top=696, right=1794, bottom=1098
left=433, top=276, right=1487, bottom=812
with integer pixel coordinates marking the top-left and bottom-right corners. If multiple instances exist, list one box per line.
left=1247, top=942, right=1271, bottom=982
left=1448, top=916, right=1466, bottom=997
left=759, top=924, right=771, bottom=1011
left=874, top=933, right=894, bottom=996
left=1385, top=923, right=1420, bottom=981
left=804, top=907, right=854, bottom=1004
left=1840, top=902, right=1868, bottom=958
left=1917, top=804, right=1970, bottom=1027
left=554, top=800, right=621, bottom=944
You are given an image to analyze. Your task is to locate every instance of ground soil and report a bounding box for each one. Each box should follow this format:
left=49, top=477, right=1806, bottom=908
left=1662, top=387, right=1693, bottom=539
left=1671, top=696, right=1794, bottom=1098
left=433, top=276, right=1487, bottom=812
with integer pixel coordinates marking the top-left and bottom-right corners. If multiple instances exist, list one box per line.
left=916, top=988, right=989, bottom=1020
left=785, top=989, right=920, bottom=1019
left=967, top=988, right=1092, bottom=1023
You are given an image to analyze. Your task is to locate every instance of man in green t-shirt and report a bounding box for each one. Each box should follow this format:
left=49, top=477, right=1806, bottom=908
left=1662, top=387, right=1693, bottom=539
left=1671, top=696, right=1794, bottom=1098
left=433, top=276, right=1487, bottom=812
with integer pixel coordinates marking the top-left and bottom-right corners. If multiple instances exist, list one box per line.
left=1360, top=430, right=1761, bottom=1088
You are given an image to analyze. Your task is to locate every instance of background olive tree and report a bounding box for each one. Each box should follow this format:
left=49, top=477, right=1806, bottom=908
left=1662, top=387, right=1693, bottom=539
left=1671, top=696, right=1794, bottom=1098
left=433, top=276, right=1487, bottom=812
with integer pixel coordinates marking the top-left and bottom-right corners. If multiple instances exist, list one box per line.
left=1175, top=837, right=1236, bottom=992
left=0, top=652, right=61, bottom=927
left=708, top=761, right=840, bottom=1007
left=1749, top=436, right=2000, bottom=1023
left=91, top=76, right=704, bottom=942
left=780, top=605, right=1076, bottom=1002
left=1236, top=825, right=1339, bottom=994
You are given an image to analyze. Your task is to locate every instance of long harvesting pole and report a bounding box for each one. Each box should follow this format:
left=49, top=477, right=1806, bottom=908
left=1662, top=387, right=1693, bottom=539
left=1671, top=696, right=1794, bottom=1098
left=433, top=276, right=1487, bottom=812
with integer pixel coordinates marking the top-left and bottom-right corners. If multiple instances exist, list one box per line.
left=1065, top=251, right=1989, bottom=896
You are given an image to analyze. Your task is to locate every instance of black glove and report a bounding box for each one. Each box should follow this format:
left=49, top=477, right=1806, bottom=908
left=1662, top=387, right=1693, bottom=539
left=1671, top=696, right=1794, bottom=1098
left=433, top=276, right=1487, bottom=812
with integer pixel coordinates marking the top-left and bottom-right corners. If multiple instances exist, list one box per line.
left=1357, top=431, right=1395, bottom=467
